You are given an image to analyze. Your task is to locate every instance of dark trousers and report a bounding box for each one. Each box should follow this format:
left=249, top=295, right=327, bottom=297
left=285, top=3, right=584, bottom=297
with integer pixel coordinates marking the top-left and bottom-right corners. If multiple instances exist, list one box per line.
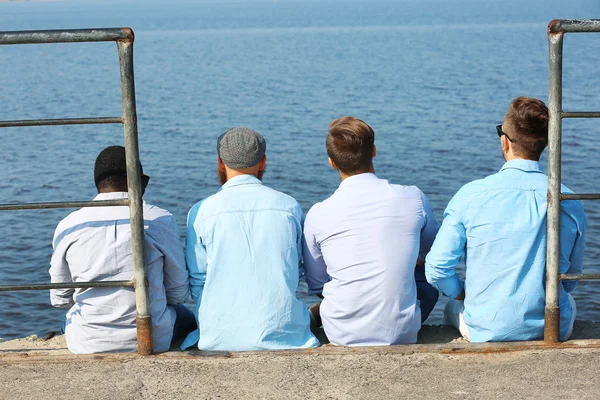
left=171, top=304, right=197, bottom=346
left=415, top=267, right=439, bottom=323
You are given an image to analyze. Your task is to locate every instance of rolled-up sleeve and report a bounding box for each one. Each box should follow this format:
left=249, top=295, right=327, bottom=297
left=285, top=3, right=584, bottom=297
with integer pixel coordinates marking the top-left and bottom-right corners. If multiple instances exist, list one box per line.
left=418, top=190, right=441, bottom=261
left=158, top=216, right=190, bottom=304
left=425, top=191, right=466, bottom=299
left=49, top=226, right=75, bottom=309
left=302, top=207, right=329, bottom=295
left=186, top=202, right=207, bottom=301
left=561, top=204, right=587, bottom=293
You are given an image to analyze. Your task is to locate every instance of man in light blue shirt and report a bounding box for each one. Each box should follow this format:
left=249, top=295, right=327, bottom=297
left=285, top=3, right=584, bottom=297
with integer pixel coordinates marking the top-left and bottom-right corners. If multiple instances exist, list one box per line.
left=425, top=97, right=587, bottom=342
left=303, top=116, right=440, bottom=346
left=182, top=127, right=319, bottom=351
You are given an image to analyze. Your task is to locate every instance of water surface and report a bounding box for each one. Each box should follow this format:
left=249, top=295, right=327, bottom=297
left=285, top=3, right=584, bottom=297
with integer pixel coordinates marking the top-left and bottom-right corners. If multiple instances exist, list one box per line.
left=0, top=0, right=599, bottom=338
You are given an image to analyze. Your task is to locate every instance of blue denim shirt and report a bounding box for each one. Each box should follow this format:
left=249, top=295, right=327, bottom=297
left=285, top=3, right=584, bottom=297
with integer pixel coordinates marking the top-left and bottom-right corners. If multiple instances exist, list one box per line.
left=425, top=159, right=587, bottom=342
left=182, top=175, right=319, bottom=351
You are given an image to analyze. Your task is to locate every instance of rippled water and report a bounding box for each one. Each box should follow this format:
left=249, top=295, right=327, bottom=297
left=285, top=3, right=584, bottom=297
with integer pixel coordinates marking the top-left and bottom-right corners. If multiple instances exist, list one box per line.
left=0, top=0, right=599, bottom=339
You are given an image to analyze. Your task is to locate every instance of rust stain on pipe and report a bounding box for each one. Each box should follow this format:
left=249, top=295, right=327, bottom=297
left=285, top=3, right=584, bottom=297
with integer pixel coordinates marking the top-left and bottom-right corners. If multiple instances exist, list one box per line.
left=136, top=315, right=153, bottom=356
left=544, top=307, right=561, bottom=344
left=548, top=19, right=562, bottom=34
left=117, top=27, right=134, bottom=43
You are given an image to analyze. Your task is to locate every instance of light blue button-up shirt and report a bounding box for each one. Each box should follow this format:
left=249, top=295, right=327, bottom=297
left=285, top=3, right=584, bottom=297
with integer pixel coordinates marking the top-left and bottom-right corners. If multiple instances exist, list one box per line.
left=425, top=159, right=587, bottom=342
left=182, top=174, right=319, bottom=351
left=303, top=173, right=439, bottom=346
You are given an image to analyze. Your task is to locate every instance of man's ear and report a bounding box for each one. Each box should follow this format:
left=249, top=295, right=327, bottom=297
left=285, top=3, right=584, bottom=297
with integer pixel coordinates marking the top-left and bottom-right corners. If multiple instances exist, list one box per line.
left=501, top=135, right=510, bottom=153
left=372, top=145, right=377, bottom=158
left=218, top=157, right=226, bottom=172
left=259, top=154, right=267, bottom=171
left=328, top=157, right=338, bottom=170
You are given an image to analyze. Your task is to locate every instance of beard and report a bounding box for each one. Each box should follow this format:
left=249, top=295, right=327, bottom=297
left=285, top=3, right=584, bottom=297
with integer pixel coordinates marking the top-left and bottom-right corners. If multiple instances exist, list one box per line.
left=217, top=167, right=265, bottom=186
left=218, top=167, right=227, bottom=186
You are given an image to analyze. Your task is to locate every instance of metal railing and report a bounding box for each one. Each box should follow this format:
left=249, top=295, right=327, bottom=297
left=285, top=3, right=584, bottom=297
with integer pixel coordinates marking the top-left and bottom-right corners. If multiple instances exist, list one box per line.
left=0, top=28, right=153, bottom=355
left=545, top=19, right=600, bottom=343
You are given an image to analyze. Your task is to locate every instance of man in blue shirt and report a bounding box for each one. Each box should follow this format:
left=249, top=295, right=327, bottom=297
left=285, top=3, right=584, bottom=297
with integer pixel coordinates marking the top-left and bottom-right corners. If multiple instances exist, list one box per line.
left=182, top=127, right=319, bottom=351
left=303, top=116, right=440, bottom=346
left=425, top=97, right=587, bottom=342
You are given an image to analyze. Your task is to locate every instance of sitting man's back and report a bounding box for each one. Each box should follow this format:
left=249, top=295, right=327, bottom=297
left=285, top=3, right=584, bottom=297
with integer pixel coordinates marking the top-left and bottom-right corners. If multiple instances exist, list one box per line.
left=303, top=117, right=440, bottom=346
left=50, top=146, right=193, bottom=353
left=182, top=127, right=319, bottom=351
left=425, top=97, right=587, bottom=342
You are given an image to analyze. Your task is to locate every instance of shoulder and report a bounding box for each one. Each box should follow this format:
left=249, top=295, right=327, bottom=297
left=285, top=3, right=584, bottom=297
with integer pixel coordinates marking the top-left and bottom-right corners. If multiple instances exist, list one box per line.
left=52, top=209, right=85, bottom=247
left=389, top=183, right=427, bottom=200
left=143, top=202, right=178, bottom=230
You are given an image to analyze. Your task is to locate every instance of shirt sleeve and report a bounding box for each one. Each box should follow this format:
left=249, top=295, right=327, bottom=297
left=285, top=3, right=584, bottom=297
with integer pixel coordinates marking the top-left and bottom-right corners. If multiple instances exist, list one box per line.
left=156, top=215, right=190, bottom=304
left=186, top=202, right=207, bottom=302
left=425, top=189, right=466, bottom=299
left=49, top=225, right=75, bottom=309
left=302, top=207, right=329, bottom=295
left=561, top=204, right=587, bottom=293
left=295, top=206, right=305, bottom=282
left=418, top=190, right=441, bottom=261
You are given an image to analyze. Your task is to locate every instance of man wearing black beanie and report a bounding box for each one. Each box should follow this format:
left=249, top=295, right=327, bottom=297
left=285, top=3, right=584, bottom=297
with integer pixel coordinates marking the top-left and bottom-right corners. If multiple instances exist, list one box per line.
left=49, top=145, right=195, bottom=354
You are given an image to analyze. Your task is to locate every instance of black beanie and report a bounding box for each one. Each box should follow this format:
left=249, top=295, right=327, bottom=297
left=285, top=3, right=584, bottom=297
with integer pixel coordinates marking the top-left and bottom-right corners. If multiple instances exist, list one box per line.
left=94, top=145, right=147, bottom=185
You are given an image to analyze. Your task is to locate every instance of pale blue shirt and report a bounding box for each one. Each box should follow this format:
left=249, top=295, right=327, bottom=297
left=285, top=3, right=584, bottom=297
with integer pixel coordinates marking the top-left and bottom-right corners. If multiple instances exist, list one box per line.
left=182, top=174, right=319, bottom=351
left=303, top=173, right=439, bottom=346
left=425, top=159, right=587, bottom=342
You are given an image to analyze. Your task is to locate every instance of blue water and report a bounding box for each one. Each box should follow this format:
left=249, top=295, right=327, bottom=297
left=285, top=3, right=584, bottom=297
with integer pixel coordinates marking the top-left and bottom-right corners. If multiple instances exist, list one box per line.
left=0, top=0, right=599, bottom=339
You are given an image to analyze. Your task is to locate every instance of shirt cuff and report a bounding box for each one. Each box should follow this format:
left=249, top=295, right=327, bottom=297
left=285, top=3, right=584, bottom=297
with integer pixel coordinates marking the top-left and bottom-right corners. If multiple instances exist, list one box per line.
left=432, top=276, right=464, bottom=299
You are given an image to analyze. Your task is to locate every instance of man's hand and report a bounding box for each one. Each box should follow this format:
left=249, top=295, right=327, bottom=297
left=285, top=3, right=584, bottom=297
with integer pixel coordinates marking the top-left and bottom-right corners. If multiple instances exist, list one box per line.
left=455, top=290, right=465, bottom=301
left=416, top=258, right=425, bottom=268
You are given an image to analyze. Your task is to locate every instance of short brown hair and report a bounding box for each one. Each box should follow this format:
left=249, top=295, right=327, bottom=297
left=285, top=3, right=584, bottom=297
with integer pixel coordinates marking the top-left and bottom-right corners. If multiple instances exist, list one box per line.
left=326, top=116, right=375, bottom=175
left=504, top=96, right=549, bottom=160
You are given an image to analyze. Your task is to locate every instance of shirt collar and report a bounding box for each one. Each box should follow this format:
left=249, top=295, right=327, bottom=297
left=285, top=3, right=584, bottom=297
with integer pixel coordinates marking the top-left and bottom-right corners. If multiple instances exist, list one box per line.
left=220, top=174, right=263, bottom=191
left=499, top=159, right=545, bottom=174
left=94, top=192, right=129, bottom=201
left=338, top=172, right=379, bottom=189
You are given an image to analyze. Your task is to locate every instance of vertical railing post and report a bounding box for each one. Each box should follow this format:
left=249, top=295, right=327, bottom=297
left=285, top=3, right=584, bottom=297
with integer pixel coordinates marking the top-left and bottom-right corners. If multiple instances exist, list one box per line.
left=544, top=26, right=564, bottom=344
left=117, top=30, right=153, bottom=355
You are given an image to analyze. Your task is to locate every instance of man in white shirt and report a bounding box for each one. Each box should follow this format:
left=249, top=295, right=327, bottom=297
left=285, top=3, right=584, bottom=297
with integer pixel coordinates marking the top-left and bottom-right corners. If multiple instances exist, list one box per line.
left=303, top=117, right=440, bottom=346
left=49, top=146, right=194, bottom=353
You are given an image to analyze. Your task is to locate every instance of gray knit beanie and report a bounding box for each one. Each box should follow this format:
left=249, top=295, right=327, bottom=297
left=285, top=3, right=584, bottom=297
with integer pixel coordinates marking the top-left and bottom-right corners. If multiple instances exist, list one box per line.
left=217, top=127, right=266, bottom=169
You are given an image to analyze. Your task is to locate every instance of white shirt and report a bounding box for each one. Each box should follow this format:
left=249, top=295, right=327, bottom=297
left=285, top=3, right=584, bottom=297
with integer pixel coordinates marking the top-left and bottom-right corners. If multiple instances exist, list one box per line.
left=49, top=192, right=189, bottom=354
left=303, top=173, right=439, bottom=346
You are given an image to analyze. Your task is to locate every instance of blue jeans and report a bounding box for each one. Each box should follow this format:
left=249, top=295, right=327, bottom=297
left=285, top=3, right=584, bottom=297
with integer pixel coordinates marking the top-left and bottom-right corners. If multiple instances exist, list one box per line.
left=415, top=267, right=439, bottom=323
left=171, top=304, right=197, bottom=345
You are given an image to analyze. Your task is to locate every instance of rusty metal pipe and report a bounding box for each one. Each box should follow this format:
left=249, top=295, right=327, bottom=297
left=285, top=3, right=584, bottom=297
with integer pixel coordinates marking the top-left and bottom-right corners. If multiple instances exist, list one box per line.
left=562, top=112, right=600, bottom=119
left=0, top=117, right=122, bottom=128
left=549, top=19, right=600, bottom=34
left=0, top=281, right=134, bottom=292
left=544, top=30, right=564, bottom=344
left=560, top=274, right=600, bottom=281
left=117, top=35, right=153, bottom=356
left=0, top=199, right=129, bottom=211
left=560, top=193, right=600, bottom=200
left=0, top=28, right=133, bottom=45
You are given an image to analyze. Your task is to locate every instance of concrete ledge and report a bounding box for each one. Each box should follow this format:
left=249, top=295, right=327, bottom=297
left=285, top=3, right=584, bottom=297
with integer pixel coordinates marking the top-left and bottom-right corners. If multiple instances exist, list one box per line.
left=1, top=320, right=599, bottom=362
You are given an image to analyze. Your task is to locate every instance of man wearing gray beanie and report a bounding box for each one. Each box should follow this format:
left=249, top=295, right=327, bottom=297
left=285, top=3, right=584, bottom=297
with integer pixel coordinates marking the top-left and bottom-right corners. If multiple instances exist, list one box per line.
left=181, top=127, right=319, bottom=351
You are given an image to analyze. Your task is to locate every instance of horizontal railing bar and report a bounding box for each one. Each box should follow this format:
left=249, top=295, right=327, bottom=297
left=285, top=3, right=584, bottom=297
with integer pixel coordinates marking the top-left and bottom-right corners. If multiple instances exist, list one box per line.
left=0, top=117, right=123, bottom=128
left=0, top=28, right=133, bottom=45
left=560, top=274, right=600, bottom=281
left=549, top=19, right=600, bottom=33
left=561, top=193, right=600, bottom=201
left=0, top=280, right=134, bottom=292
left=562, top=112, right=600, bottom=119
left=0, top=199, right=129, bottom=211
